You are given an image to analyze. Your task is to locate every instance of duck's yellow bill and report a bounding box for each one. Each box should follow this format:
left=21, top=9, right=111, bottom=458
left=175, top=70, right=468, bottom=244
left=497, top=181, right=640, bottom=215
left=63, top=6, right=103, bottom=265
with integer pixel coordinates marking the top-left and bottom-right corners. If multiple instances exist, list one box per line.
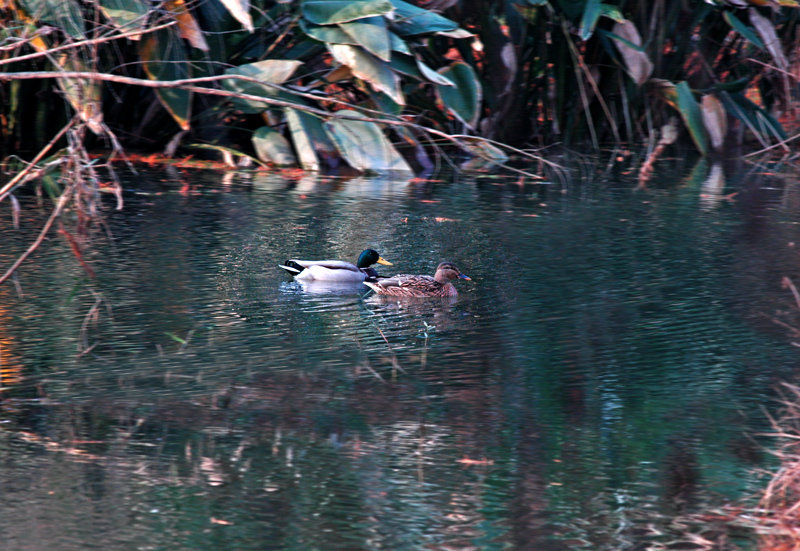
left=377, top=257, right=393, bottom=266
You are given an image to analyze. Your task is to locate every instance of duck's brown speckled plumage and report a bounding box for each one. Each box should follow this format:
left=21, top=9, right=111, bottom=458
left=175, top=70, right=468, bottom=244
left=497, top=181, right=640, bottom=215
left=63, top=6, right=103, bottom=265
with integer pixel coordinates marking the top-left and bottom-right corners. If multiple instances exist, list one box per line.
left=363, top=262, right=470, bottom=297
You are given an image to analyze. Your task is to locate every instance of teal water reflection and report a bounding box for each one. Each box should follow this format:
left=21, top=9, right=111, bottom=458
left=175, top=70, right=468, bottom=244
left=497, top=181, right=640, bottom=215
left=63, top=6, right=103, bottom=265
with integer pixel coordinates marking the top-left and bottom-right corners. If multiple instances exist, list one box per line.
left=0, top=158, right=798, bottom=549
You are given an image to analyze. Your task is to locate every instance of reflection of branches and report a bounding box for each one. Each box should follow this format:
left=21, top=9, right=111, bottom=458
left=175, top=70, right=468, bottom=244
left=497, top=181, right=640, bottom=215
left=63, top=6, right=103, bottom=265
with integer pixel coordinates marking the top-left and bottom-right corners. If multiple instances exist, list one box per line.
left=0, top=181, right=75, bottom=286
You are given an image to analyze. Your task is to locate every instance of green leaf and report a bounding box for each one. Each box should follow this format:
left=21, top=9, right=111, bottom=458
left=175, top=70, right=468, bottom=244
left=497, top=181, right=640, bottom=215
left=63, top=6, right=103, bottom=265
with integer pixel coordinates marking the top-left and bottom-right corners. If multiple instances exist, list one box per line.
left=579, top=0, right=602, bottom=41
left=252, top=127, right=297, bottom=166
left=139, top=26, right=192, bottom=130
left=19, top=0, right=85, bottom=38
left=435, top=62, right=481, bottom=126
left=389, top=0, right=459, bottom=36
left=675, top=81, right=708, bottom=155
left=285, top=108, right=339, bottom=171
left=417, top=60, right=455, bottom=86
left=719, top=91, right=786, bottom=146
left=223, top=60, right=303, bottom=113
left=339, top=16, right=391, bottom=61
left=329, top=44, right=403, bottom=104
left=325, top=109, right=412, bottom=172
left=302, top=0, right=393, bottom=25
left=599, top=4, right=624, bottom=23
left=99, top=0, right=148, bottom=35
left=722, top=11, right=763, bottom=48
left=301, top=21, right=356, bottom=44
left=388, top=31, right=411, bottom=54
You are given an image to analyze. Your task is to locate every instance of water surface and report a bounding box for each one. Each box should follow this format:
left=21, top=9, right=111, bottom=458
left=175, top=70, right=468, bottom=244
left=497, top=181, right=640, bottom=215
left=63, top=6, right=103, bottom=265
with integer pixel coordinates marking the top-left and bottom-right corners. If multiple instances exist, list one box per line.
left=1, top=157, right=798, bottom=549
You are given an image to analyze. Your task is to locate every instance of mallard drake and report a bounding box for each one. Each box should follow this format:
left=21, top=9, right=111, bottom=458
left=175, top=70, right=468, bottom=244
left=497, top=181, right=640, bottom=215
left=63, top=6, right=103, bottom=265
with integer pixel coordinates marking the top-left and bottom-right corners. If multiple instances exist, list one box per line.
left=279, top=249, right=392, bottom=283
left=363, top=262, right=471, bottom=297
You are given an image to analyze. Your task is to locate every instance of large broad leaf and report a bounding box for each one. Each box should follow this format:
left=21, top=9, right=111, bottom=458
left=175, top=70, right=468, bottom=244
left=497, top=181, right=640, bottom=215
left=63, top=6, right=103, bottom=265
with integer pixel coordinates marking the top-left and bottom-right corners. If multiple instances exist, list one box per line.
left=700, top=94, right=727, bottom=151
left=99, top=0, right=148, bottom=38
left=339, top=16, right=391, bottom=61
left=610, top=20, right=652, bottom=86
left=18, top=0, right=85, bottom=38
left=675, top=81, right=708, bottom=155
left=223, top=60, right=303, bottom=113
left=389, top=0, right=459, bottom=36
left=325, top=109, right=412, bottom=172
left=435, top=62, right=481, bottom=127
left=139, top=26, right=192, bottom=130
left=722, top=11, right=763, bottom=48
left=285, top=108, right=339, bottom=171
left=218, top=0, right=253, bottom=31
left=578, top=0, right=602, bottom=40
left=252, top=127, right=297, bottom=166
left=329, top=44, right=403, bottom=104
left=302, top=0, right=393, bottom=25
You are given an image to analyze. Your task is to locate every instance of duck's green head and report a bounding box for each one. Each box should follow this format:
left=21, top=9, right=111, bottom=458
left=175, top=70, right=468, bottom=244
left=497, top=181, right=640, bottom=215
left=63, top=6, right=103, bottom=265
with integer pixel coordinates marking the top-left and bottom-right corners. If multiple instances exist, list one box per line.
left=358, top=249, right=392, bottom=268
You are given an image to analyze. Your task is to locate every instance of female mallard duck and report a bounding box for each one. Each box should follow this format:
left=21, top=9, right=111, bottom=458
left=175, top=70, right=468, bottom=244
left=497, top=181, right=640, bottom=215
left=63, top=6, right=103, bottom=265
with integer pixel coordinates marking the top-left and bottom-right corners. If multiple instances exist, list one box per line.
left=279, top=249, right=392, bottom=283
left=363, top=262, right=471, bottom=297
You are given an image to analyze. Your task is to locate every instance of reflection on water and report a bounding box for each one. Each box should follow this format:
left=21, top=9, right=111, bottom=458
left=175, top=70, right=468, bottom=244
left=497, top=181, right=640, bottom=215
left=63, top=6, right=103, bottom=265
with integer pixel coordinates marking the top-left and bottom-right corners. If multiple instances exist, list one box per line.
left=1, top=158, right=799, bottom=549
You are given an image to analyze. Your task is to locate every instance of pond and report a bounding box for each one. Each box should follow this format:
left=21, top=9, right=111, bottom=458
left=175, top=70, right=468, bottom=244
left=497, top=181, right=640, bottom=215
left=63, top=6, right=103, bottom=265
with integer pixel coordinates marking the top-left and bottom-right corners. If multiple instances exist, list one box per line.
left=1, top=155, right=799, bottom=550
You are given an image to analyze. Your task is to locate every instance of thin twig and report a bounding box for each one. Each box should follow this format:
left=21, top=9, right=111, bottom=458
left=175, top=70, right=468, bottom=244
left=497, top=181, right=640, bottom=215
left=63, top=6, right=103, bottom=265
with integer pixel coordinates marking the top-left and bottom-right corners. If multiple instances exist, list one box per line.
left=0, top=22, right=176, bottom=68
left=0, top=118, right=76, bottom=203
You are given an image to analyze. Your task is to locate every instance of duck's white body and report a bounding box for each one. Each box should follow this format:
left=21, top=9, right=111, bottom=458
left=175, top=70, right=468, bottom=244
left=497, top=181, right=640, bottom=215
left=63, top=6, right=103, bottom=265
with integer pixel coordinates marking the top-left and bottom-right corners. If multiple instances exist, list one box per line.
left=282, top=259, right=368, bottom=282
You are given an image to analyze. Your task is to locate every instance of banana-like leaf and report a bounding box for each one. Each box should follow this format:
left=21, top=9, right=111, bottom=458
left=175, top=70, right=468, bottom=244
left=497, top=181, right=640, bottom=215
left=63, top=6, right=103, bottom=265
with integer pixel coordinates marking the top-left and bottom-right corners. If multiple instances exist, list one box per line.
left=99, top=0, right=148, bottom=38
left=18, top=0, right=85, bottom=38
left=302, top=0, right=393, bottom=25
left=610, top=20, right=652, bottom=86
left=139, top=26, right=192, bottom=130
left=599, top=4, right=624, bottom=23
left=675, top=81, right=708, bottom=155
left=218, top=0, right=253, bottom=31
left=388, top=31, right=411, bottom=54
left=325, top=109, right=412, bottom=172
left=329, top=44, right=403, bottom=104
left=223, top=60, right=303, bottom=113
left=252, top=126, right=297, bottom=166
left=285, top=108, right=339, bottom=171
left=579, top=0, right=602, bottom=40
left=389, top=0, right=459, bottom=36
left=435, top=62, right=481, bottom=127
left=749, top=8, right=788, bottom=71
left=339, top=16, right=391, bottom=61
left=700, top=94, right=727, bottom=151
left=722, top=11, right=763, bottom=48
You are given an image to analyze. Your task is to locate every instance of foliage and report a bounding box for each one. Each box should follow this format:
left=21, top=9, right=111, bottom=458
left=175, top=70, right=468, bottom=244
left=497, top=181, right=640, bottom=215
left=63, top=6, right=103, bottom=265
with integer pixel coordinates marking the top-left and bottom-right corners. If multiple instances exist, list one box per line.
left=461, top=0, right=799, bottom=152
left=0, top=0, right=799, bottom=181
left=0, top=0, right=490, bottom=174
